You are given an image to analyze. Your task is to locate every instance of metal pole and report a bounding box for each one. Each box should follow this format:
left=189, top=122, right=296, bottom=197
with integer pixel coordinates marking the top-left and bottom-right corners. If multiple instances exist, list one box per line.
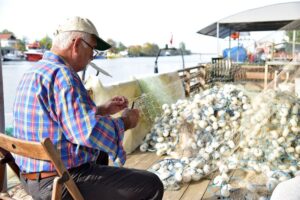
left=216, top=23, right=220, bottom=56
left=237, top=36, right=240, bottom=62
left=292, top=30, right=296, bottom=59
left=154, top=49, right=161, bottom=73
left=228, top=30, right=231, bottom=61
left=180, top=49, right=185, bottom=70
left=0, top=42, right=7, bottom=192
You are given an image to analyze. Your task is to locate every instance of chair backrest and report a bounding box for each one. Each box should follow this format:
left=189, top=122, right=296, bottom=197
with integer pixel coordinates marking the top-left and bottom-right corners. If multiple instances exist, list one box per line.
left=0, top=133, right=84, bottom=200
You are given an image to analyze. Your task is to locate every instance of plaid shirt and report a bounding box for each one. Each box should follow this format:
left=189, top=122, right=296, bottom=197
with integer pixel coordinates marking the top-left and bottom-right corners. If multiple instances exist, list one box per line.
left=13, top=51, right=126, bottom=173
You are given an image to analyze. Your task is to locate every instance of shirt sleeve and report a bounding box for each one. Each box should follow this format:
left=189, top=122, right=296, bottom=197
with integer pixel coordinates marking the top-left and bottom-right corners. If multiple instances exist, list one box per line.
left=54, top=76, right=126, bottom=166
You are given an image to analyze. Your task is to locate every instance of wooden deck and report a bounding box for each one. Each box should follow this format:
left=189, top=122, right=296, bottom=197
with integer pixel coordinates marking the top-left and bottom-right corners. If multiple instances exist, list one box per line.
left=1, top=149, right=269, bottom=200
left=123, top=150, right=267, bottom=200
left=124, top=150, right=214, bottom=200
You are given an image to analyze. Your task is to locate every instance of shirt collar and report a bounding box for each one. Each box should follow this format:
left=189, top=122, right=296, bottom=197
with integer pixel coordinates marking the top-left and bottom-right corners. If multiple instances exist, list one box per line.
left=42, top=51, right=68, bottom=65
left=42, top=51, right=80, bottom=77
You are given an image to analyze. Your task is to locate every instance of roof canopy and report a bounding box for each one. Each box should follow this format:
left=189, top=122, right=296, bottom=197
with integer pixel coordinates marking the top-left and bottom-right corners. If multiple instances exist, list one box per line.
left=197, top=2, right=300, bottom=38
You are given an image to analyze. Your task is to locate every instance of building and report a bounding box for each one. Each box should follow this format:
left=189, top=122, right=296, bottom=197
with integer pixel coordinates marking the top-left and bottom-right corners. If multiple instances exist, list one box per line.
left=0, top=33, right=18, bottom=55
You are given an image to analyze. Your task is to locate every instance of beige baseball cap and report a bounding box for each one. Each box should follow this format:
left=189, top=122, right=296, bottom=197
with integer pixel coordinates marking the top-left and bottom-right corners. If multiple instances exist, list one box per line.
left=54, top=16, right=111, bottom=51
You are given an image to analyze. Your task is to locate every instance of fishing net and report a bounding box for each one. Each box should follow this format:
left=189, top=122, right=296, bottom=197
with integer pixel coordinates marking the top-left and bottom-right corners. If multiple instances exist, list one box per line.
left=131, top=72, right=186, bottom=123
left=144, top=84, right=253, bottom=192
left=84, top=72, right=186, bottom=153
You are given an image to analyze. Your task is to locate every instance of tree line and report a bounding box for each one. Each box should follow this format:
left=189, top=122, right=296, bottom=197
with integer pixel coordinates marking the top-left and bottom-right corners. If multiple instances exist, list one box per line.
left=1, top=29, right=191, bottom=57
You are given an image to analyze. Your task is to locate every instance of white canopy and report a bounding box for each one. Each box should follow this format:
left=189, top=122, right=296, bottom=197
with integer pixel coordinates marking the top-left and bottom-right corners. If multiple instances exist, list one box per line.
left=197, top=2, right=300, bottom=38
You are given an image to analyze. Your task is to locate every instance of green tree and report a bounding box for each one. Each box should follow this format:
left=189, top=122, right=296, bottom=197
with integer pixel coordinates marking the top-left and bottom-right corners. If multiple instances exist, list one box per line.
left=40, top=35, right=52, bottom=50
left=285, top=30, right=300, bottom=43
left=117, top=42, right=127, bottom=52
left=1, top=29, right=13, bottom=34
left=282, top=31, right=300, bottom=56
left=16, top=39, right=26, bottom=51
left=128, top=45, right=142, bottom=57
left=141, top=43, right=159, bottom=57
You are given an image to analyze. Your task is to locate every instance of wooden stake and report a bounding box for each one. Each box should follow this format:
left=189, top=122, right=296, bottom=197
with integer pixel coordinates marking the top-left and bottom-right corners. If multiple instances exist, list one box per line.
left=0, top=43, right=7, bottom=192
left=0, top=43, right=5, bottom=132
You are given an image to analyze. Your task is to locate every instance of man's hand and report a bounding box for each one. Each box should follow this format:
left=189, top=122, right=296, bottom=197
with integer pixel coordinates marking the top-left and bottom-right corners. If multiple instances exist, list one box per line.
left=97, top=96, right=129, bottom=115
left=121, top=108, right=139, bottom=131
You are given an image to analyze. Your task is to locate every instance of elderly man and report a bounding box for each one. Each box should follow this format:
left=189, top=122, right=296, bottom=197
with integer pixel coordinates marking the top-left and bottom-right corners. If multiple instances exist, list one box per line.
left=12, top=16, right=163, bottom=200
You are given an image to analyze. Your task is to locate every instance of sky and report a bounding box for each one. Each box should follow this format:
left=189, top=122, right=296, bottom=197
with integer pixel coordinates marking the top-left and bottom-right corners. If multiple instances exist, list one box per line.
left=0, top=0, right=296, bottom=53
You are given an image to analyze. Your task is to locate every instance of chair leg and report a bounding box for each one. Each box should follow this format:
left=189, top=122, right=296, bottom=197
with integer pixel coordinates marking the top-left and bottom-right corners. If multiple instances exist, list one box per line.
left=0, top=164, right=6, bottom=192
left=52, top=177, right=62, bottom=200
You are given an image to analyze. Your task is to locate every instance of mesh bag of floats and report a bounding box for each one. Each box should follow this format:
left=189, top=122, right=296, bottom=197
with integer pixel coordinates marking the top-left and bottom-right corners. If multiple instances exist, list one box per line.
left=139, top=74, right=300, bottom=198
left=233, top=89, right=300, bottom=196
left=227, top=61, right=300, bottom=198
left=140, top=84, right=252, bottom=193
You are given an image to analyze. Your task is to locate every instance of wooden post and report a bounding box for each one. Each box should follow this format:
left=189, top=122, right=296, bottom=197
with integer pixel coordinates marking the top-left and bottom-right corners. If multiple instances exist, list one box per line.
left=0, top=45, right=4, bottom=135
left=0, top=43, right=7, bottom=192
left=184, top=70, right=191, bottom=97
left=274, top=70, right=278, bottom=90
left=264, top=63, right=268, bottom=90
left=286, top=72, right=289, bottom=82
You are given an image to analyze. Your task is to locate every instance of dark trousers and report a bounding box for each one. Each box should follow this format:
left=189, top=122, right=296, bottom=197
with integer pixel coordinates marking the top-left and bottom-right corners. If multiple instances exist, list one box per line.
left=20, top=152, right=164, bottom=200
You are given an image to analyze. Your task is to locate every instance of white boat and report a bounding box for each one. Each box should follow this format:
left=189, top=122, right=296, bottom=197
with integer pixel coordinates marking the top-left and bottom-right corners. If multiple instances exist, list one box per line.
left=3, top=52, right=25, bottom=61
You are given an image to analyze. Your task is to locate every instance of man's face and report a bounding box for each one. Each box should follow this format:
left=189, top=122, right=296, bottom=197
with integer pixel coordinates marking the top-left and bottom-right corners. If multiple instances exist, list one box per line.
left=72, top=36, right=97, bottom=72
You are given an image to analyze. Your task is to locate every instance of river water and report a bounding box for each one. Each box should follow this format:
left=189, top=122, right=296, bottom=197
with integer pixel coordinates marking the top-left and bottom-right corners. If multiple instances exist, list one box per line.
left=2, top=54, right=209, bottom=127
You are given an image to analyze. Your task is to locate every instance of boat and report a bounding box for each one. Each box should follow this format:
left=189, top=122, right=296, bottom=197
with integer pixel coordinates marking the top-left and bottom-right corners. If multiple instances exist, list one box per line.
left=24, top=42, right=44, bottom=61
left=106, top=52, right=122, bottom=59
left=24, top=49, right=44, bottom=61
left=3, top=52, right=25, bottom=61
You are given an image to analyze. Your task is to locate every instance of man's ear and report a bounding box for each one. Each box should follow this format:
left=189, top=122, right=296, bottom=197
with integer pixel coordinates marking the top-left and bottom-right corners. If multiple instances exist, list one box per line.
left=72, top=38, right=81, bottom=54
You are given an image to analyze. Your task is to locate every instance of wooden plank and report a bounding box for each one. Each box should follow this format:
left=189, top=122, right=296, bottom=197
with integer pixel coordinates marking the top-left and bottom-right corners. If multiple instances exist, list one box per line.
left=201, top=170, right=235, bottom=199
left=228, top=169, right=272, bottom=199
left=240, top=65, right=266, bottom=70
left=163, top=183, right=189, bottom=200
left=199, top=172, right=219, bottom=199
left=0, top=134, right=49, bottom=161
left=125, top=151, right=161, bottom=170
left=229, top=169, right=248, bottom=189
left=246, top=72, right=273, bottom=80
left=7, top=184, right=33, bottom=200
left=177, top=65, right=205, bottom=73
left=180, top=179, right=211, bottom=200
left=183, top=71, right=205, bottom=81
left=125, top=151, right=206, bottom=200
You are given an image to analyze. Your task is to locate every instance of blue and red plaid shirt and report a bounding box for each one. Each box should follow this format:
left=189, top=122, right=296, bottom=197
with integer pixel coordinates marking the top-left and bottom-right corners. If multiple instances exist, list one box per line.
left=13, top=51, right=126, bottom=173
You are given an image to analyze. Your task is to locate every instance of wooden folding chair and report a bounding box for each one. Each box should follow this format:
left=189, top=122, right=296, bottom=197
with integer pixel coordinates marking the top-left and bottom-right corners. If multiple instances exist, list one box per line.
left=0, top=133, right=84, bottom=200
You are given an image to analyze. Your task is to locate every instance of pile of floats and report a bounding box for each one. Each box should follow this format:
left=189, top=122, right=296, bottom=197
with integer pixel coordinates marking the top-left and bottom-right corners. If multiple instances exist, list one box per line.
left=139, top=84, right=300, bottom=198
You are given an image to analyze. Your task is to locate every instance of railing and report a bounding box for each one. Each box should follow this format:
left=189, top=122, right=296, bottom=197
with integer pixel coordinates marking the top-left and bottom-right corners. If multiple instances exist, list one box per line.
left=177, top=62, right=278, bottom=96
left=177, top=65, right=207, bottom=97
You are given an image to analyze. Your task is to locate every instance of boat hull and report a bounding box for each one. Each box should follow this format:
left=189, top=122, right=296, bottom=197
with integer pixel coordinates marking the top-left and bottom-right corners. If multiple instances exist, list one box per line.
left=3, top=56, right=24, bottom=62
left=24, top=53, right=43, bottom=61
